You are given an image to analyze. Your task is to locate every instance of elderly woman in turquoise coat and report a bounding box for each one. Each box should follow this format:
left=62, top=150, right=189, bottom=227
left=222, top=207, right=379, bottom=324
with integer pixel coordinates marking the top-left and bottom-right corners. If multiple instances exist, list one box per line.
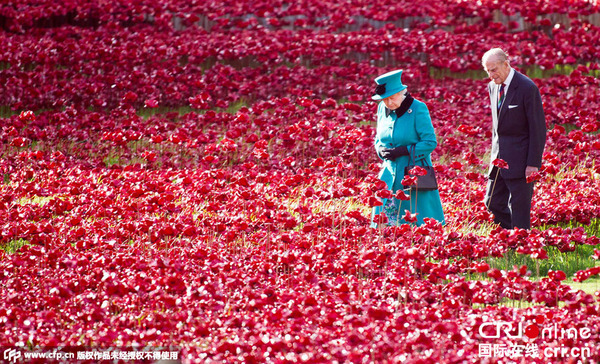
left=370, top=70, right=445, bottom=227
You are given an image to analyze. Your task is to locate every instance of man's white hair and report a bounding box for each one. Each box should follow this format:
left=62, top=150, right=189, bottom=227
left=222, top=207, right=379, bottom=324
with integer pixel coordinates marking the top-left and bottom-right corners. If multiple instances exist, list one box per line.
left=482, top=48, right=509, bottom=67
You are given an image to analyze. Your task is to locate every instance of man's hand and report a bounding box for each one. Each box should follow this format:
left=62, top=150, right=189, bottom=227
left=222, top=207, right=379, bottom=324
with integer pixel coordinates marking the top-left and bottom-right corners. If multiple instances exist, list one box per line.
left=525, top=166, right=539, bottom=178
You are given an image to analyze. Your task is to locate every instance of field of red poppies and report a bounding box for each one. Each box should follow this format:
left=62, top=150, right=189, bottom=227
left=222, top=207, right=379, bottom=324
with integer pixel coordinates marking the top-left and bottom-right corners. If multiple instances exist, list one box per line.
left=1, top=0, right=600, bottom=363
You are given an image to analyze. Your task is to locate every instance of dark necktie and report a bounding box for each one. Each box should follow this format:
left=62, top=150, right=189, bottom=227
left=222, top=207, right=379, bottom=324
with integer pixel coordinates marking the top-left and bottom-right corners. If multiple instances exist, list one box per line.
left=498, top=83, right=505, bottom=110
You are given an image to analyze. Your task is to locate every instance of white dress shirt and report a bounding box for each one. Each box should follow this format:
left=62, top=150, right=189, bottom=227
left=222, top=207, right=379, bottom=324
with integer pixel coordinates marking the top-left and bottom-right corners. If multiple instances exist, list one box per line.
left=499, top=67, right=515, bottom=104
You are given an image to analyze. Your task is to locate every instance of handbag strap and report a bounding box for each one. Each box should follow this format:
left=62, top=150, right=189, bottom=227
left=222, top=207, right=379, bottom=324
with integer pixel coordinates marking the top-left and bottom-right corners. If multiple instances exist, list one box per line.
left=408, top=144, right=431, bottom=167
left=408, top=111, right=432, bottom=167
left=408, top=144, right=416, bottom=165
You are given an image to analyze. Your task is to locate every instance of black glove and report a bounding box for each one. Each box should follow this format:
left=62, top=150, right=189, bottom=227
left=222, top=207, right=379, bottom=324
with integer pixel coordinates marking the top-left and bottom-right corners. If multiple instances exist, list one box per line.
left=379, top=145, right=409, bottom=161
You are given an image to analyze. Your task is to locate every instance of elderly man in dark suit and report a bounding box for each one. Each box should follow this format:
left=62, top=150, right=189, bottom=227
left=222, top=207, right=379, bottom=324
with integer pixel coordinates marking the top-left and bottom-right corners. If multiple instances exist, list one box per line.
left=482, top=48, right=546, bottom=230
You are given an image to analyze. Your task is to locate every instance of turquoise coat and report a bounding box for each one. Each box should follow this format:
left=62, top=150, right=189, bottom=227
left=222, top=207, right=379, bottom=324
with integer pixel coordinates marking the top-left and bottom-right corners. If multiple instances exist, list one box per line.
left=371, top=98, right=445, bottom=227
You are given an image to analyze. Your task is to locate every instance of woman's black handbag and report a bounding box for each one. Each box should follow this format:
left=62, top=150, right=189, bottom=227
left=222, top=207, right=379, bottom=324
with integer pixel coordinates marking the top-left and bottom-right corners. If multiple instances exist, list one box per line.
left=403, top=145, right=438, bottom=191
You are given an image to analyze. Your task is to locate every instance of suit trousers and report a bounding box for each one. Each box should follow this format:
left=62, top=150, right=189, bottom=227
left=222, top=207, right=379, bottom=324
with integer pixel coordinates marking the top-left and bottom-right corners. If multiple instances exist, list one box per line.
left=484, top=169, right=534, bottom=229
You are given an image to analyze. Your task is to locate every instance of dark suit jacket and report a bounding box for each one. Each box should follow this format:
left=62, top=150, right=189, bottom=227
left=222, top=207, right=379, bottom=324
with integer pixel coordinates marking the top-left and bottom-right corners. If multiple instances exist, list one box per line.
left=488, top=70, right=546, bottom=179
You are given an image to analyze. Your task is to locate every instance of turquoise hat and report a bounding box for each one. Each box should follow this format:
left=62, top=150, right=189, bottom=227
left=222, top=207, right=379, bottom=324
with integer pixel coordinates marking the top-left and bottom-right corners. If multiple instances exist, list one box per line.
left=372, top=69, right=407, bottom=100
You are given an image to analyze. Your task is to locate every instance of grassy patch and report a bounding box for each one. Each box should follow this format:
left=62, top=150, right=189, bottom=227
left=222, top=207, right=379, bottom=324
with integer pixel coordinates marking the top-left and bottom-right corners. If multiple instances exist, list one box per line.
left=136, top=99, right=249, bottom=119
left=104, top=154, right=124, bottom=167
left=429, top=68, right=486, bottom=80
left=564, top=277, right=600, bottom=295
left=542, top=218, right=600, bottom=238
left=1, top=239, right=30, bottom=254
left=486, top=244, right=600, bottom=279
left=499, top=278, right=600, bottom=308
left=0, top=105, right=16, bottom=118
left=470, top=276, right=600, bottom=309
left=137, top=106, right=193, bottom=119
left=15, top=195, right=57, bottom=206
left=462, top=216, right=600, bottom=280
